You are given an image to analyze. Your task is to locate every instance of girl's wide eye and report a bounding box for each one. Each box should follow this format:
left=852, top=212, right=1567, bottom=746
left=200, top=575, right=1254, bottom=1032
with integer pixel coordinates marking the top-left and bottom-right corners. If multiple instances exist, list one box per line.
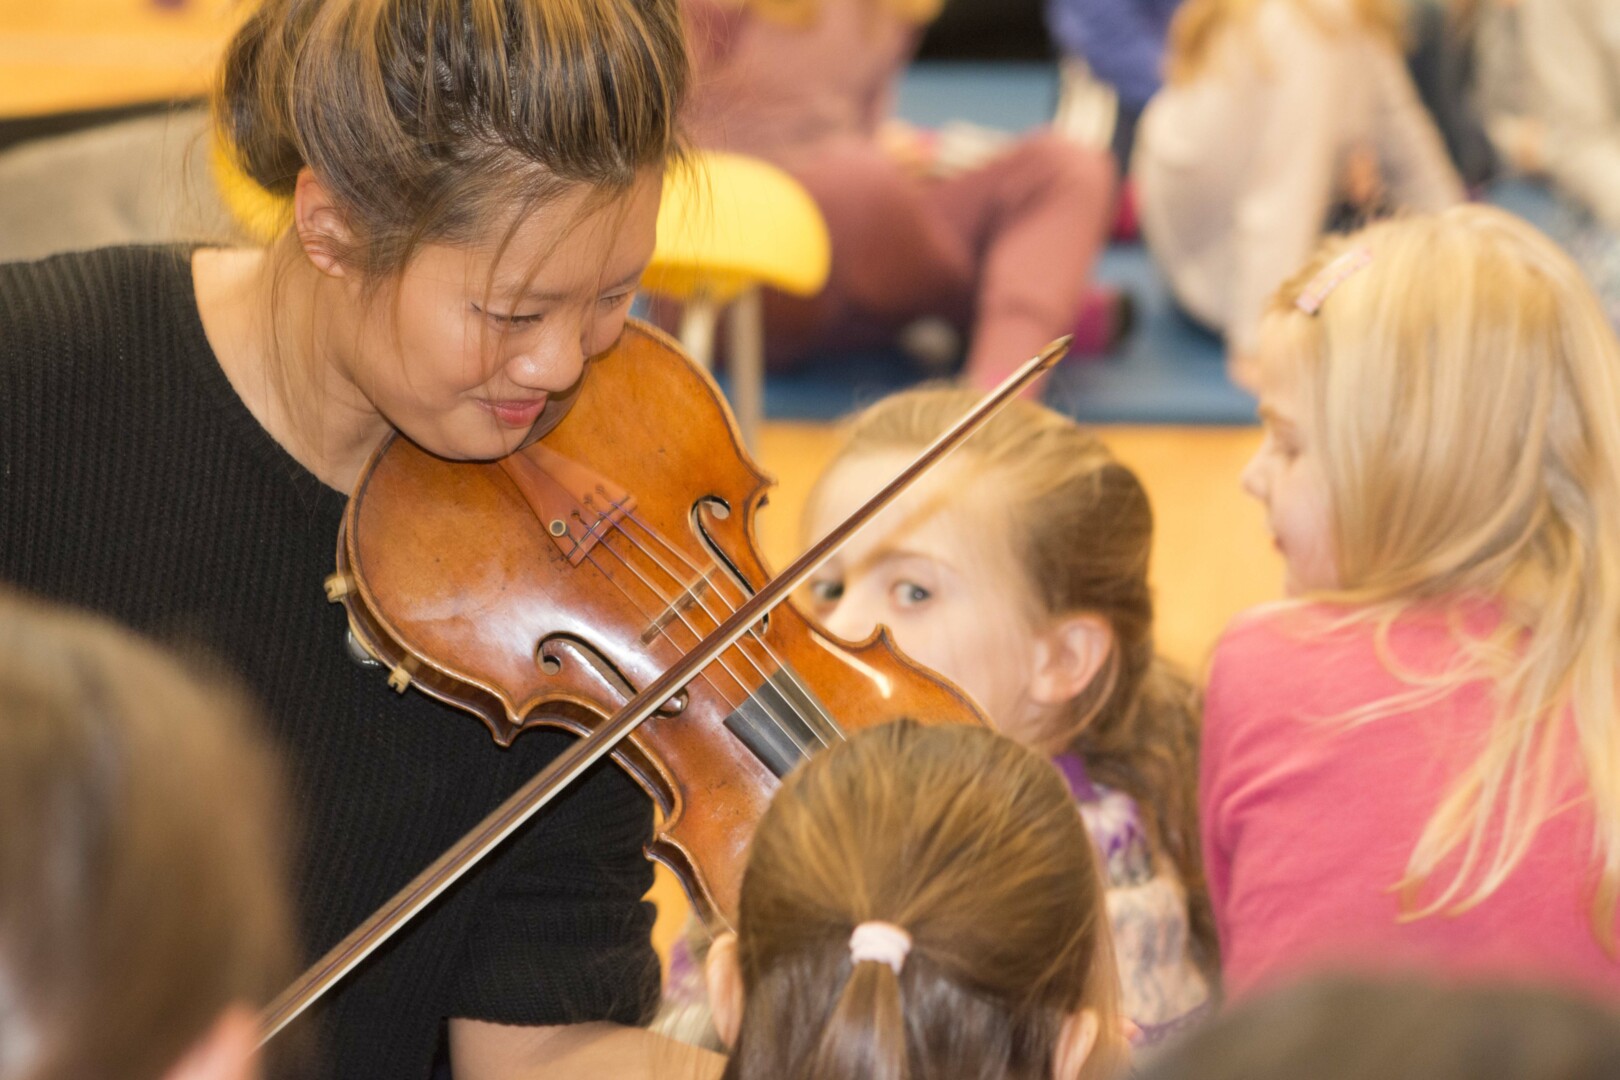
left=808, top=579, right=844, bottom=607
left=891, top=581, right=931, bottom=607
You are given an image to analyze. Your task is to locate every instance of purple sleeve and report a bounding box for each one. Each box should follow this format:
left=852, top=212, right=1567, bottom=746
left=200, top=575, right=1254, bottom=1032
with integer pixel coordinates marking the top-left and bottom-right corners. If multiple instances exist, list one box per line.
left=1044, top=0, right=1175, bottom=111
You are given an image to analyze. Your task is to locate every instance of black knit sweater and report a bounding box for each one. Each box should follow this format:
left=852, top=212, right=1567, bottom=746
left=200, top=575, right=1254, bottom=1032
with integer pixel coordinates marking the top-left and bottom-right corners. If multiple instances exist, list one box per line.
left=0, top=247, right=661, bottom=1079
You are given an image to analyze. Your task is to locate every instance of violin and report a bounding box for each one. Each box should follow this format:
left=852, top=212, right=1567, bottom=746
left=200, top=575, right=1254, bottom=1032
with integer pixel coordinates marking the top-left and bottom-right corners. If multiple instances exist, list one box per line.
left=260, top=322, right=1070, bottom=1042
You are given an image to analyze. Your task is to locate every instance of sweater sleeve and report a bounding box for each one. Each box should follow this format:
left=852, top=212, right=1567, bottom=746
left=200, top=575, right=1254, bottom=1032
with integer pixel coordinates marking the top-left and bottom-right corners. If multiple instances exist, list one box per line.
left=1523, top=0, right=1620, bottom=229
left=1227, top=8, right=1343, bottom=354
left=448, top=751, right=661, bottom=1026
left=1045, top=0, right=1168, bottom=111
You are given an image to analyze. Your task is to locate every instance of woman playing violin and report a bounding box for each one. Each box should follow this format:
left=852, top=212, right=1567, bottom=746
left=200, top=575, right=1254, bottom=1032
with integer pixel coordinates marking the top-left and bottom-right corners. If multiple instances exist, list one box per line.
left=0, top=0, right=720, bottom=1076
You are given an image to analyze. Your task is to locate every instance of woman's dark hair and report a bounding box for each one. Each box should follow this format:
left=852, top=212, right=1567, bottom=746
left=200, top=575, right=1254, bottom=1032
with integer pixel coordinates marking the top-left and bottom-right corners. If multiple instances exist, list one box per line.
left=215, top=0, right=689, bottom=276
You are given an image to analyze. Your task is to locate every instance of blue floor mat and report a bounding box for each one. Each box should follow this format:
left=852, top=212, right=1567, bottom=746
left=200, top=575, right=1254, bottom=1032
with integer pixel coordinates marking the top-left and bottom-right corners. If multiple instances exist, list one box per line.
left=720, top=63, right=1570, bottom=428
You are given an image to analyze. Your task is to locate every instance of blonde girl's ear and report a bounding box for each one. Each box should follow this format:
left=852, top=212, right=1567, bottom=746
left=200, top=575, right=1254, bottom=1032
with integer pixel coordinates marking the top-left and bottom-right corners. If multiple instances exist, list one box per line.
left=292, top=168, right=354, bottom=278
left=704, top=929, right=746, bottom=1050
left=1029, top=614, right=1114, bottom=709
left=1052, top=1007, right=1102, bottom=1080
left=162, top=1004, right=260, bottom=1080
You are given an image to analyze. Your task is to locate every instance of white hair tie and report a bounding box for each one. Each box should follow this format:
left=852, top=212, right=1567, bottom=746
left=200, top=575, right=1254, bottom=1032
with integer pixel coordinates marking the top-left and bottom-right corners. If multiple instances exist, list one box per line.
left=848, top=921, right=912, bottom=975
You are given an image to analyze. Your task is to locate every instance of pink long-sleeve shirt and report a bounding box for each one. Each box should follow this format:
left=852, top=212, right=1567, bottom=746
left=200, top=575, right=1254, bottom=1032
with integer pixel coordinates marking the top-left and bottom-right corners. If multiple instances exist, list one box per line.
left=1202, top=602, right=1620, bottom=1004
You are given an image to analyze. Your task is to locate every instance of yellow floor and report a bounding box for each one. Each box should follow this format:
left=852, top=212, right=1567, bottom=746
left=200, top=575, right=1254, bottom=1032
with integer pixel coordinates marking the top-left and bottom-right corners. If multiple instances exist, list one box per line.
left=648, top=420, right=1284, bottom=963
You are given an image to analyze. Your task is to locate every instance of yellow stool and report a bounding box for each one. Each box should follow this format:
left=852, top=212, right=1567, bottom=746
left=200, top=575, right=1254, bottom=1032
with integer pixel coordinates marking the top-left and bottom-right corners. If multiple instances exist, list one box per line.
left=645, top=152, right=830, bottom=448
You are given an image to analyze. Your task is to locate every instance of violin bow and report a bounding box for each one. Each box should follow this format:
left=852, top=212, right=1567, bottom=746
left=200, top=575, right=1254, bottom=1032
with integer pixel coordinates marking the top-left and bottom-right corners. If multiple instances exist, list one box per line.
left=257, top=336, right=1072, bottom=1046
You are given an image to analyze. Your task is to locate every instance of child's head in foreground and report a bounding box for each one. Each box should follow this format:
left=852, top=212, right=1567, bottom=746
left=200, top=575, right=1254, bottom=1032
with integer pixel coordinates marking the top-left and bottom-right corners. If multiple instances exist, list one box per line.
left=0, top=592, right=294, bottom=1080
left=1242, top=205, right=1620, bottom=942
left=708, top=721, right=1126, bottom=1080
left=1137, top=975, right=1620, bottom=1080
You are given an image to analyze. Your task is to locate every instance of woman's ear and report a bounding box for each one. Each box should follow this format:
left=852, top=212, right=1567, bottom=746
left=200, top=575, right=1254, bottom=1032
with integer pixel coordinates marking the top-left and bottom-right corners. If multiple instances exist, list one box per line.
left=704, top=930, right=746, bottom=1050
left=1051, top=1008, right=1101, bottom=1080
left=163, top=1005, right=259, bottom=1080
left=293, top=168, right=353, bottom=278
left=1029, top=614, right=1113, bottom=708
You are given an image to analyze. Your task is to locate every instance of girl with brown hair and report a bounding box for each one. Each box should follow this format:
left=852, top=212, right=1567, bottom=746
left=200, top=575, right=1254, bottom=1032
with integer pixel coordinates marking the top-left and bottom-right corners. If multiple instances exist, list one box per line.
left=0, top=590, right=294, bottom=1080
left=800, top=387, right=1215, bottom=1043
left=0, top=0, right=718, bottom=1076
left=705, top=720, right=1127, bottom=1080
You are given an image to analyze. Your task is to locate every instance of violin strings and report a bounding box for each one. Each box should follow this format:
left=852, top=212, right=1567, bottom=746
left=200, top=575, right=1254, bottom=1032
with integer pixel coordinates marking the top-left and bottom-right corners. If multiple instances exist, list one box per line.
left=617, top=510, right=846, bottom=743
left=593, top=531, right=822, bottom=762
left=599, top=521, right=828, bottom=754
left=568, top=544, right=747, bottom=715
left=605, top=511, right=837, bottom=746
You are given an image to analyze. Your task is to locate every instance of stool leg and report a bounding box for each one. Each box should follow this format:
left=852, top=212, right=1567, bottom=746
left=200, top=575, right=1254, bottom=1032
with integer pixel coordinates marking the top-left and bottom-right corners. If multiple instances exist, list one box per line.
left=678, top=294, right=719, bottom=370
left=726, top=287, right=764, bottom=449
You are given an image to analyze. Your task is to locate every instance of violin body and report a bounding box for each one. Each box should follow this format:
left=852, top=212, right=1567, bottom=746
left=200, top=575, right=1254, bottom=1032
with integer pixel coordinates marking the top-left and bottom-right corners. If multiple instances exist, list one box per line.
left=330, top=320, right=987, bottom=924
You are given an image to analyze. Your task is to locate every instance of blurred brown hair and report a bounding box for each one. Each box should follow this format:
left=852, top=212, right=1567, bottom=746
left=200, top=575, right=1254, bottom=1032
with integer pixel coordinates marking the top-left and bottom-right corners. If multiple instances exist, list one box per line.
left=0, top=592, right=295, bottom=1080
left=1136, top=976, right=1620, bottom=1080
left=722, top=721, right=1125, bottom=1080
left=808, top=387, right=1214, bottom=970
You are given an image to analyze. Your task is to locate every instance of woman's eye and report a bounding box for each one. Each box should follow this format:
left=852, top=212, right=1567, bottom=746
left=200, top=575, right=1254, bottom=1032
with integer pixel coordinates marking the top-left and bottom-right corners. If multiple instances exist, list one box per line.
left=472, top=304, right=542, bottom=326
left=598, top=292, right=633, bottom=311
left=891, top=582, right=931, bottom=607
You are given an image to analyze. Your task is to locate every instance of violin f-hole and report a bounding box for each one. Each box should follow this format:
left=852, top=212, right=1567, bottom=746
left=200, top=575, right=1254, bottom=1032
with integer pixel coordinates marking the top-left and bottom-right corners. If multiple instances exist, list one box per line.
left=537, top=634, right=688, bottom=717
left=691, top=497, right=769, bottom=634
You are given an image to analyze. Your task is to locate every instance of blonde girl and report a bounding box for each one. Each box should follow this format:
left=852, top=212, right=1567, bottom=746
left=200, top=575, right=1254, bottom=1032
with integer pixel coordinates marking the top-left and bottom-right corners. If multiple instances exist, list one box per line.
left=706, top=720, right=1127, bottom=1080
left=1135, top=0, right=1464, bottom=377
left=1209, top=205, right=1620, bottom=1003
left=801, top=388, right=1215, bottom=1041
left=0, top=591, right=293, bottom=1080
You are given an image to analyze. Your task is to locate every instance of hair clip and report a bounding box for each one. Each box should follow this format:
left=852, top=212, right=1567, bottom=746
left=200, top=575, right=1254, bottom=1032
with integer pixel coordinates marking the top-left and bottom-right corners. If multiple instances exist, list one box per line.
left=848, top=921, right=912, bottom=975
left=1295, top=247, right=1374, bottom=316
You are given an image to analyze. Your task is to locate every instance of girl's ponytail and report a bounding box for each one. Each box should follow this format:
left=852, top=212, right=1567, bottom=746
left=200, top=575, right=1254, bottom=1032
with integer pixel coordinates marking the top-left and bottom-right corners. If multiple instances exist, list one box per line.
left=806, top=959, right=909, bottom=1080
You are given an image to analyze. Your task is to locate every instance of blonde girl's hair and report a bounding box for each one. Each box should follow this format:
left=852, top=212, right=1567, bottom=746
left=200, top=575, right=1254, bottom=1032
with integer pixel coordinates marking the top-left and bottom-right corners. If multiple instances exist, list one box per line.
left=722, top=720, right=1126, bottom=1080
left=807, top=387, right=1216, bottom=969
left=718, top=0, right=944, bottom=29
left=0, top=591, right=296, bottom=1080
left=1166, top=0, right=1405, bottom=83
left=1258, top=205, right=1620, bottom=950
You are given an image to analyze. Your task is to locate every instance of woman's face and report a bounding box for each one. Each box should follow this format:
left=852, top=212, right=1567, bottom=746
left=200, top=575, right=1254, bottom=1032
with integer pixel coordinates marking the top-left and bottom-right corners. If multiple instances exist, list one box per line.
left=804, top=451, right=1052, bottom=740
left=1241, top=347, right=1339, bottom=595
left=337, top=173, right=661, bottom=462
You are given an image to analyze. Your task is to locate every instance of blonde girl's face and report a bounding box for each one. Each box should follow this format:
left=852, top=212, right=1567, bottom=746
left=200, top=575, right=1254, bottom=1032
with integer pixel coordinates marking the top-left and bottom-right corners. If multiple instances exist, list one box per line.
left=1241, top=345, right=1339, bottom=595
left=804, top=451, right=1051, bottom=741
left=342, top=174, right=660, bottom=462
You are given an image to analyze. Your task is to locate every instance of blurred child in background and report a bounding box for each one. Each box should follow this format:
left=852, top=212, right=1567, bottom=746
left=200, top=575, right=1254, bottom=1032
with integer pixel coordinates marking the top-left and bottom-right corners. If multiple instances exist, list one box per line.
left=681, top=0, right=1122, bottom=387
left=0, top=592, right=294, bottom=1080
left=1134, top=0, right=1464, bottom=382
